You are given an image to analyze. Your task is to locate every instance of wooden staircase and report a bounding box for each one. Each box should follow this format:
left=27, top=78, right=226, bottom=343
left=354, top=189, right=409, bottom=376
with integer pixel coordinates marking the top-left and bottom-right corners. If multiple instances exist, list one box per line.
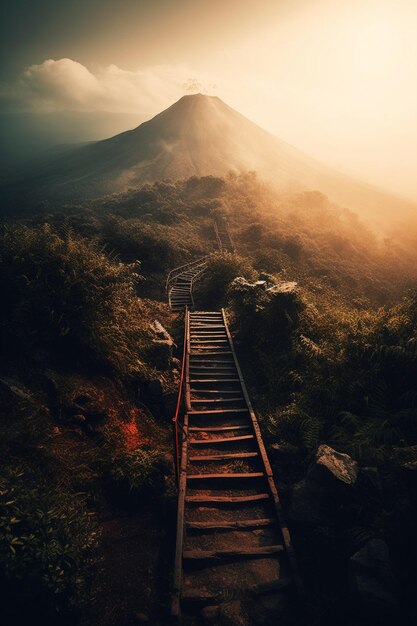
left=214, top=217, right=235, bottom=253
left=166, top=258, right=208, bottom=312
left=171, top=309, right=302, bottom=617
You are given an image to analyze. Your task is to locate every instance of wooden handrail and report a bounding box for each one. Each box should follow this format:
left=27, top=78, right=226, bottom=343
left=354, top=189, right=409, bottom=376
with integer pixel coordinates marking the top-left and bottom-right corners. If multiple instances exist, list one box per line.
left=172, top=307, right=189, bottom=485
left=166, top=256, right=209, bottom=292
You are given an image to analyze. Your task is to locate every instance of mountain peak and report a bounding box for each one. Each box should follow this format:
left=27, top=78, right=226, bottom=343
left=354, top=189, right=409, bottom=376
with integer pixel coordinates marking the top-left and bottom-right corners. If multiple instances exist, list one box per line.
left=8, top=94, right=412, bottom=229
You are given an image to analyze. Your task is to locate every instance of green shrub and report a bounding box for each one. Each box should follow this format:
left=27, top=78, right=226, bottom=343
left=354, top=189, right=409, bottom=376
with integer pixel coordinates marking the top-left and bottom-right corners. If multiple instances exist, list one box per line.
left=196, top=252, right=255, bottom=307
left=0, top=467, right=99, bottom=622
left=0, top=224, right=149, bottom=376
left=104, top=447, right=165, bottom=507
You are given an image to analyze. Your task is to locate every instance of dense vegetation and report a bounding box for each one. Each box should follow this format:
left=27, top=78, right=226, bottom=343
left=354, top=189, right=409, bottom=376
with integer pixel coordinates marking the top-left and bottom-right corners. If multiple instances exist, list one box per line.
left=1, top=173, right=416, bottom=625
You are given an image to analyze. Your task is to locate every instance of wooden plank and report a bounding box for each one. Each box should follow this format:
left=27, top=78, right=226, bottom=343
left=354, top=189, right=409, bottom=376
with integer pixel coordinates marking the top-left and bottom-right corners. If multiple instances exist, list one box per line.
left=190, top=359, right=235, bottom=363
left=187, top=472, right=264, bottom=480
left=185, top=493, right=270, bottom=503
left=186, top=518, right=275, bottom=530
left=188, top=378, right=240, bottom=383
left=190, top=389, right=241, bottom=394
left=189, top=451, right=258, bottom=462
left=189, top=365, right=236, bottom=370
left=182, top=578, right=292, bottom=603
left=188, top=408, right=249, bottom=415
left=183, top=545, right=284, bottom=560
left=190, top=324, right=225, bottom=328
left=188, top=424, right=250, bottom=432
left=188, top=434, right=254, bottom=445
left=190, top=352, right=233, bottom=357
left=190, top=398, right=245, bottom=404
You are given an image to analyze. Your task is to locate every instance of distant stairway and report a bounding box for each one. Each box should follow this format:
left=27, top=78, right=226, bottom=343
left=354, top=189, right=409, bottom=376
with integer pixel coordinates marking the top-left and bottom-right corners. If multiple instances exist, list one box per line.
left=214, top=217, right=235, bottom=253
left=166, top=257, right=208, bottom=312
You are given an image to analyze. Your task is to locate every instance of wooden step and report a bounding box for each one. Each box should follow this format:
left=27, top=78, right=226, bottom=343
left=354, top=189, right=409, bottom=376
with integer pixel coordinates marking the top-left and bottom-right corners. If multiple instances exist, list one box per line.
left=188, top=424, right=250, bottom=432
left=190, top=389, right=239, bottom=394
left=190, top=350, right=232, bottom=358
left=187, top=472, right=264, bottom=480
left=186, top=518, right=275, bottom=530
left=190, top=324, right=225, bottom=329
left=185, top=493, right=270, bottom=503
left=190, top=378, right=240, bottom=384
left=191, top=340, right=229, bottom=344
left=190, top=397, right=245, bottom=404
left=188, top=408, right=249, bottom=415
left=189, top=365, right=235, bottom=370
left=188, top=434, right=254, bottom=445
left=189, top=452, right=259, bottom=462
left=183, top=545, right=284, bottom=560
left=181, top=578, right=292, bottom=603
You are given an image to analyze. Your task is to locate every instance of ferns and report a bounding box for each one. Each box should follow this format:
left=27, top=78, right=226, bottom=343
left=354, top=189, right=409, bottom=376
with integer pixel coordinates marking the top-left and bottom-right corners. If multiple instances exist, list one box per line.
left=264, top=404, right=321, bottom=451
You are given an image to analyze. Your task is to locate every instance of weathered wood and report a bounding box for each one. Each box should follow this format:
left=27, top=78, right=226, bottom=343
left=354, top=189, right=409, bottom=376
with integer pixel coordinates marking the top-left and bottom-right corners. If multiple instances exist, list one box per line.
left=188, top=408, right=249, bottom=415
left=182, top=578, right=292, bottom=603
left=183, top=545, right=284, bottom=560
left=188, top=378, right=240, bottom=383
left=188, top=451, right=259, bottom=461
left=188, top=434, right=255, bottom=445
left=188, top=424, right=250, bottom=432
left=187, top=472, right=264, bottom=480
left=186, top=518, right=276, bottom=530
left=190, top=397, right=245, bottom=404
left=185, top=493, right=270, bottom=503
left=190, top=388, right=241, bottom=394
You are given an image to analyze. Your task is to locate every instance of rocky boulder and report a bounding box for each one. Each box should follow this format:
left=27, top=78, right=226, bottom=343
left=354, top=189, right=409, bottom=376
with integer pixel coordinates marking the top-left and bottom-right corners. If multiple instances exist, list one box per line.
left=289, top=444, right=358, bottom=525
left=349, top=539, right=397, bottom=611
left=148, top=320, right=175, bottom=371
left=313, top=444, right=359, bottom=486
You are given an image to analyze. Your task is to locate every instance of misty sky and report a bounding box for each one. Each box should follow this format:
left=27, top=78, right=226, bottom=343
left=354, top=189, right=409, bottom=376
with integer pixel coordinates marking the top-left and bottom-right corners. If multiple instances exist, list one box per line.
left=1, top=0, right=416, bottom=200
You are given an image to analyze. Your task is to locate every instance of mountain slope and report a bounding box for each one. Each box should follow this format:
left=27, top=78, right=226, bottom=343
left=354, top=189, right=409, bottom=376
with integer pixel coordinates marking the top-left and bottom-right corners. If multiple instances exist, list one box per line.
left=4, top=94, right=415, bottom=229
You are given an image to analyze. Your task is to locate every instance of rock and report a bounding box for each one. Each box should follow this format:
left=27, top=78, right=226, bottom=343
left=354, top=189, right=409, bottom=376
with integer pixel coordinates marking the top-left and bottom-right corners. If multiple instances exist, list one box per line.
left=289, top=444, right=358, bottom=525
left=258, top=272, right=277, bottom=288
left=350, top=539, right=397, bottom=610
left=150, top=319, right=173, bottom=343
left=0, top=377, right=34, bottom=404
left=392, top=445, right=417, bottom=471
left=267, top=281, right=298, bottom=295
left=149, top=339, right=174, bottom=371
left=312, top=444, right=358, bottom=486
left=149, top=320, right=175, bottom=370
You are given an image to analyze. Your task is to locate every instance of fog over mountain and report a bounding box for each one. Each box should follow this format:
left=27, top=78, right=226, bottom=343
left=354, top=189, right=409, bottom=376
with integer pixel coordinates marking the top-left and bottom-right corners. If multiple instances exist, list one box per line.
left=3, top=94, right=414, bottom=230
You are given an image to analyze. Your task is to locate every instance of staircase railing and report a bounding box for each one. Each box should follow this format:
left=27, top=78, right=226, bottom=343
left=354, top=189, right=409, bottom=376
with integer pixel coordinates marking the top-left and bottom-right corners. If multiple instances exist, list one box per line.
left=165, top=256, right=209, bottom=294
left=172, top=308, right=189, bottom=485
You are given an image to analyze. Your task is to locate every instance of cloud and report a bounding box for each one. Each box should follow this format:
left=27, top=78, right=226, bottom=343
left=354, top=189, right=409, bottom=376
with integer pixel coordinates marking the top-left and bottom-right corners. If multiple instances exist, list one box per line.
left=1, top=58, right=200, bottom=115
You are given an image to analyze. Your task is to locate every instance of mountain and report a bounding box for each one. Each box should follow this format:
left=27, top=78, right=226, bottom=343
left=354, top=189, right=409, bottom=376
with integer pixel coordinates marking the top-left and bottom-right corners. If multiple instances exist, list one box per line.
left=3, top=94, right=415, bottom=229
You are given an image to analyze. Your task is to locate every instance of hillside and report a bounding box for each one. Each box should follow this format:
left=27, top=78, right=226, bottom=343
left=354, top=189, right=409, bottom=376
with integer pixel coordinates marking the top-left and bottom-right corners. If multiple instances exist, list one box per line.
left=3, top=94, right=415, bottom=232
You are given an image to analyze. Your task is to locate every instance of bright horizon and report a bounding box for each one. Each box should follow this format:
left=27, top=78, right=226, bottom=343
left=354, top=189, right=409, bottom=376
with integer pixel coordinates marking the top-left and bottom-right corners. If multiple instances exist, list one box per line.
left=1, top=0, right=416, bottom=202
